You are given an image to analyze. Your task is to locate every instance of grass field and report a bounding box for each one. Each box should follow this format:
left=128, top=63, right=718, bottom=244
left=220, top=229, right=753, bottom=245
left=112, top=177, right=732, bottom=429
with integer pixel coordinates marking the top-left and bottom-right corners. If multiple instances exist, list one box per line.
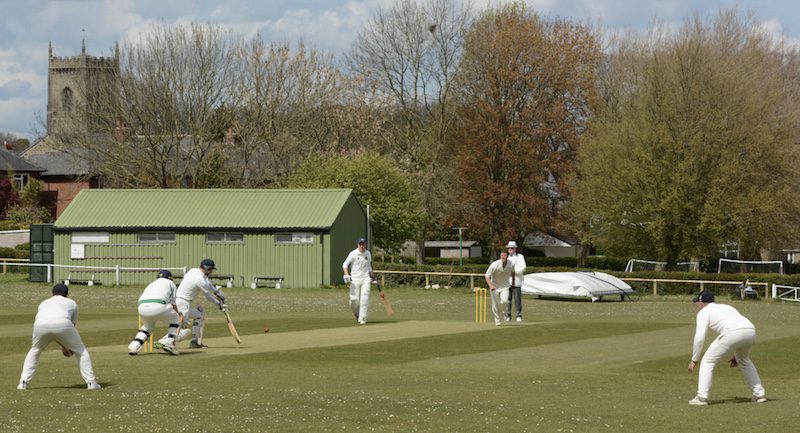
left=2, top=273, right=800, bottom=433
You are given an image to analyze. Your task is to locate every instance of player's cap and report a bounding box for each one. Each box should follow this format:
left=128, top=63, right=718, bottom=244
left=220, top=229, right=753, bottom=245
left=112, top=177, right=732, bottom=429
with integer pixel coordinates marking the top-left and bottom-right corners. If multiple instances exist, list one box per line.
left=357, top=238, right=367, bottom=245
left=692, top=290, right=715, bottom=303
left=157, top=269, right=173, bottom=280
left=52, top=283, right=69, bottom=297
left=200, top=258, right=216, bottom=270
left=506, top=240, right=518, bottom=249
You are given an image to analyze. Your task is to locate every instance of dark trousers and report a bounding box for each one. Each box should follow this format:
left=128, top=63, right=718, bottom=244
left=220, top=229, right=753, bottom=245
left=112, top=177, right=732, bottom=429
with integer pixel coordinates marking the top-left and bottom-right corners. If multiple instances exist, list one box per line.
left=506, top=286, right=522, bottom=318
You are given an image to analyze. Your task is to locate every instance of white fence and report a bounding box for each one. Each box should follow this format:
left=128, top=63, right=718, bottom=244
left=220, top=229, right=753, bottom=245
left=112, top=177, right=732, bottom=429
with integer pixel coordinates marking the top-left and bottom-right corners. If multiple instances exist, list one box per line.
left=0, top=261, right=188, bottom=286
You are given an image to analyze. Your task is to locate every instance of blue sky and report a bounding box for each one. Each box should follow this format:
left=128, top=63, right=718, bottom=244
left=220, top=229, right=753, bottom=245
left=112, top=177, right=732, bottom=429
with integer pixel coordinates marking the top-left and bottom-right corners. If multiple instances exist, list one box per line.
left=1, top=0, right=798, bottom=141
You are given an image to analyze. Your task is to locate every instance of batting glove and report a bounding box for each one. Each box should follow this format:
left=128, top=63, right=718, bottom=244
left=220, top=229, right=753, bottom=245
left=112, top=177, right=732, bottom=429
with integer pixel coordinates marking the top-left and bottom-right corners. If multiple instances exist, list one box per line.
left=215, top=289, right=226, bottom=302
left=219, top=302, right=228, bottom=311
left=343, top=275, right=352, bottom=284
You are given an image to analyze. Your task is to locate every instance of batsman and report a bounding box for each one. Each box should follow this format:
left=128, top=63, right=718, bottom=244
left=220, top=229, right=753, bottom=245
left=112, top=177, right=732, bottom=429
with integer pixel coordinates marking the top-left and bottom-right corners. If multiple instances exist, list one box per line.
left=157, top=258, right=227, bottom=349
left=343, top=238, right=375, bottom=325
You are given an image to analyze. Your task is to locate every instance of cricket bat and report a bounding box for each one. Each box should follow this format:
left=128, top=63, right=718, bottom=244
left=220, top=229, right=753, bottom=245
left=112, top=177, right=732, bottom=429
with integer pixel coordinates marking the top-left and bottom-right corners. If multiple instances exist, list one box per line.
left=222, top=308, right=242, bottom=344
left=376, top=283, right=394, bottom=316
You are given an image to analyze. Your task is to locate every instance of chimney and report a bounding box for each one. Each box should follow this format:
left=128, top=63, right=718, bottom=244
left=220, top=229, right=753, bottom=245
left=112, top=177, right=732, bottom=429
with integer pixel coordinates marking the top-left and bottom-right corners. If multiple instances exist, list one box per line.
left=4, top=141, right=11, bottom=150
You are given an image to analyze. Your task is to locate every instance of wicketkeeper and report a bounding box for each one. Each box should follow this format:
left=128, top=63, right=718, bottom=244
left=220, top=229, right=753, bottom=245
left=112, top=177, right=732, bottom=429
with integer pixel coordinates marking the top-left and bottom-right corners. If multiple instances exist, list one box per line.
left=129, top=270, right=182, bottom=356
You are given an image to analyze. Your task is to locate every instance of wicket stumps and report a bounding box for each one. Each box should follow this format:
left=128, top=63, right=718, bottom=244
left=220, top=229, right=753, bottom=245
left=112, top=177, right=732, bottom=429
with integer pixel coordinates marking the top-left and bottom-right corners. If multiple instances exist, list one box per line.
left=475, top=288, right=487, bottom=323
left=137, top=315, right=154, bottom=352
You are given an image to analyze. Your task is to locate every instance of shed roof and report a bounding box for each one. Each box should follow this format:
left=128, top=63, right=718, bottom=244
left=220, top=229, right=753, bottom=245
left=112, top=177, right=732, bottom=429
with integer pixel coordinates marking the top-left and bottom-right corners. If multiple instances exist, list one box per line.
left=55, top=189, right=357, bottom=230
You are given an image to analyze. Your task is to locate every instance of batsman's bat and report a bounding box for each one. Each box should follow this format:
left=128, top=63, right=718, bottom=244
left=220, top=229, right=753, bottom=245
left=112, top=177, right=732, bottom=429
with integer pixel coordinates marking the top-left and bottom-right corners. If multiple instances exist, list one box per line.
left=375, top=283, right=394, bottom=316
left=222, top=308, right=242, bottom=344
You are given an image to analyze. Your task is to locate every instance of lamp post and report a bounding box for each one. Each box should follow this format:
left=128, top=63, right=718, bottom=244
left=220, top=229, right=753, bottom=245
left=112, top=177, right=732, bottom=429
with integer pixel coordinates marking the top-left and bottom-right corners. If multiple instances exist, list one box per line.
left=453, top=226, right=468, bottom=266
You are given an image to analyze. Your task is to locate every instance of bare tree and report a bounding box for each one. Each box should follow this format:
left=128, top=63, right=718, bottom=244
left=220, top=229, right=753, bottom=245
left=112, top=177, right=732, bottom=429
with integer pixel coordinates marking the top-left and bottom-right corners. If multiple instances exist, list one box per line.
left=348, top=0, right=472, bottom=262
left=230, top=37, right=357, bottom=185
left=60, top=22, right=240, bottom=188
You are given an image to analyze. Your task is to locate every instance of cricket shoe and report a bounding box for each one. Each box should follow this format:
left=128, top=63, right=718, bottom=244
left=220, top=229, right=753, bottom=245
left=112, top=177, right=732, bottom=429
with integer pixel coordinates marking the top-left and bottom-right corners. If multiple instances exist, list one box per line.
left=128, top=341, right=142, bottom=356
left=87, top=381, right=102, bottom=390
left=189, top=341, right=208, bottom=349
left=688, top=396, right=708, bottom=406
left=752, top=395, right=767, bottom=403
left=161, top=343, right=179, bottom=356
left=358, top=320, right=367, bottom=325
left=17, top=380, right=27, bottom=390
left=516, top=317, right=522, bottom=322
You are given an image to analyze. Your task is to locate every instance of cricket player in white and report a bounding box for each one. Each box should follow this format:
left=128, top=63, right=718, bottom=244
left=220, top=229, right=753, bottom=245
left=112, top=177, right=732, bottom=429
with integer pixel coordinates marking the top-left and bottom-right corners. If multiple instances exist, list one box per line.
left=129, top=270, right=183, bottom=356
left=18, top=283, right=100, bottom=390
left=343, top=238, right=375, bottom=325
left=158, top=259, right=226, bottom=349
left=506, top=240, right=527, bottom=322
left=484, top=251, right=514, bottom=326
left=687, top=290, right=766, bottom=405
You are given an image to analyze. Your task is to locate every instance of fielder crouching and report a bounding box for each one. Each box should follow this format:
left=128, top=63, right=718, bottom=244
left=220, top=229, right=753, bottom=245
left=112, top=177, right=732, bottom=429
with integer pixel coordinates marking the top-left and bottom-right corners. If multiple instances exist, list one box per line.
left=129, top=269, right=182, bottom=355
left=157, top=258, right=226, bottom=349
left=687, top=290, right=767, bottom=405
left=18, top=283, right=100, bottom=390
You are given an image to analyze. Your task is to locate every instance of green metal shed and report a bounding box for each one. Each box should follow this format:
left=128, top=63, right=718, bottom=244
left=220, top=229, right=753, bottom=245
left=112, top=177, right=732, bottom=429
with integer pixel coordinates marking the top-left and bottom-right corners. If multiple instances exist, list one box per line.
left=53, top=189, right=367, bottom=288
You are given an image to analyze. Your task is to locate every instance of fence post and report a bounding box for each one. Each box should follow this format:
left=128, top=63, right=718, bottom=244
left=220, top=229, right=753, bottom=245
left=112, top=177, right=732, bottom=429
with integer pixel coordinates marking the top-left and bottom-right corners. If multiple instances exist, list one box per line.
left=2, top=262, right=6, bottom=274
left=116, top=265, right=121, bottom=286
left=470, top=275, right=474, bottom=291
left=652, top=280, right=658, bottom=296
left=700, top=281, right=704, bottom=291
left=425, top=273, right=430, bottom=288
left=381, top=274, right=385, bottom=286
left=47, top=264, right=52, bottom=283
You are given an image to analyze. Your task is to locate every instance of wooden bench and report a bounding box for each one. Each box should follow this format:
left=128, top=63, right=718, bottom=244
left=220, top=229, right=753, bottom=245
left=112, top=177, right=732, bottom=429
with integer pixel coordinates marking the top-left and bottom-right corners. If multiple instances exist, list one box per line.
left=251, top=276, right=283, bottom=289
left=65, top=272, right=103, bottom=286
left=210, top=273, right=235, bottom=288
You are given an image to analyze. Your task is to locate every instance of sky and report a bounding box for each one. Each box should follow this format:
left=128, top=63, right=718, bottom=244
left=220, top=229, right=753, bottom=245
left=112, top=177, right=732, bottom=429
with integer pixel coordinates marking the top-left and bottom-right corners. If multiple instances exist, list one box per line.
left=1, top=0, right=799, bottom=141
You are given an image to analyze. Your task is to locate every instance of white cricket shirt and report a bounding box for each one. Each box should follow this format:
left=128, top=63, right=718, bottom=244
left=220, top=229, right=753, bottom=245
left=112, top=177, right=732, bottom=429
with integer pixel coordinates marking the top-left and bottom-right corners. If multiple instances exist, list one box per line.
left=343, top=248, right=373, bottom=279
left=692, top=303, right=755, bottom=361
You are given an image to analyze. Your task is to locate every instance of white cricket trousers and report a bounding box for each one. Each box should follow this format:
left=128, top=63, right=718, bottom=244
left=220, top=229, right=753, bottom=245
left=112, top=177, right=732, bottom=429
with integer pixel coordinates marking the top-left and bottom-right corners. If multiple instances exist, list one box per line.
left=20, top=320, right=97, bottom=384
left=137, top=302, right=181, bottom=343
left=489, top=288, right=510, bottom=324
left=169, top=298, right=205, bottom=343
left=697, top=327, right=765, bottom=399
left=349, top=278, right=371, bottom=322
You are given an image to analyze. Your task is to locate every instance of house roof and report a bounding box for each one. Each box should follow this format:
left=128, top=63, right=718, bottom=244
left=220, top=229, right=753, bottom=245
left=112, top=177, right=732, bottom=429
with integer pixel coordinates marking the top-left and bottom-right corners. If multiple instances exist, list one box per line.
left=55, top=189, right=357, bottom=230
left=0, top=148, right=44, bottom=172
left=22, top=135, right=94, bottom=176
left=425, top=240, right=479, bottom=248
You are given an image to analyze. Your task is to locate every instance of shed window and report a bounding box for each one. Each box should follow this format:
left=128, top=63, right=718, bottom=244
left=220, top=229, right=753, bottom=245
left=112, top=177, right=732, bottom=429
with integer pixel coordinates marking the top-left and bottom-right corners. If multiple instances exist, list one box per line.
left=206, top=232, right=244, bottom=243
left=275, top=232, right=314, bottom=244
left=138, top=232, right=176, bottom=243
left=72, top=232, right=109, bottom=243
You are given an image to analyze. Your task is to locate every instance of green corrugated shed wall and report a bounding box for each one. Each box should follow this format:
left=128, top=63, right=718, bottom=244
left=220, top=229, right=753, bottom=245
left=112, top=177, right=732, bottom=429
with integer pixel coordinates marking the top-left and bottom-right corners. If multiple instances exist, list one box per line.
left=53, top=189, right=367, bottom=288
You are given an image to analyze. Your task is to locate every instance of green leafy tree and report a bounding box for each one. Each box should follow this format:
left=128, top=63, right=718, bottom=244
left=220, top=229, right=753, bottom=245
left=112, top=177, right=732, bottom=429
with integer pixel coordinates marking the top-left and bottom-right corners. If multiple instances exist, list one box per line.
left=287, top=151, right=422, bottom=253
left=4, top=178, right=51, bottom=227
left=572, top=9, right=800, bottom=266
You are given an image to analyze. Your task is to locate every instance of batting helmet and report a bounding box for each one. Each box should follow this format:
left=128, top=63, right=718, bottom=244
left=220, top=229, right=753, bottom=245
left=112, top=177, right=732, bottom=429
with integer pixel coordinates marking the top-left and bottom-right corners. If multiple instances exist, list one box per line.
left=200, top=258, right=216, bottom=270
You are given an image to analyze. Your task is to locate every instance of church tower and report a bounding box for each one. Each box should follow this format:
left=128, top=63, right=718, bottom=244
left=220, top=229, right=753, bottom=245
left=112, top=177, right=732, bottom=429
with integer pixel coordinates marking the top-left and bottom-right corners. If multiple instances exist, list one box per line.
left=46, top=38, right=118, bottom=135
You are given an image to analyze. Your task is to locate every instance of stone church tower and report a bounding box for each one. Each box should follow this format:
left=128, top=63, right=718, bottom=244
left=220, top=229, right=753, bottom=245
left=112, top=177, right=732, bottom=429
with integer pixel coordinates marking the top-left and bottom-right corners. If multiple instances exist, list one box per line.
left=46, top=39, right=118, bottom=135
